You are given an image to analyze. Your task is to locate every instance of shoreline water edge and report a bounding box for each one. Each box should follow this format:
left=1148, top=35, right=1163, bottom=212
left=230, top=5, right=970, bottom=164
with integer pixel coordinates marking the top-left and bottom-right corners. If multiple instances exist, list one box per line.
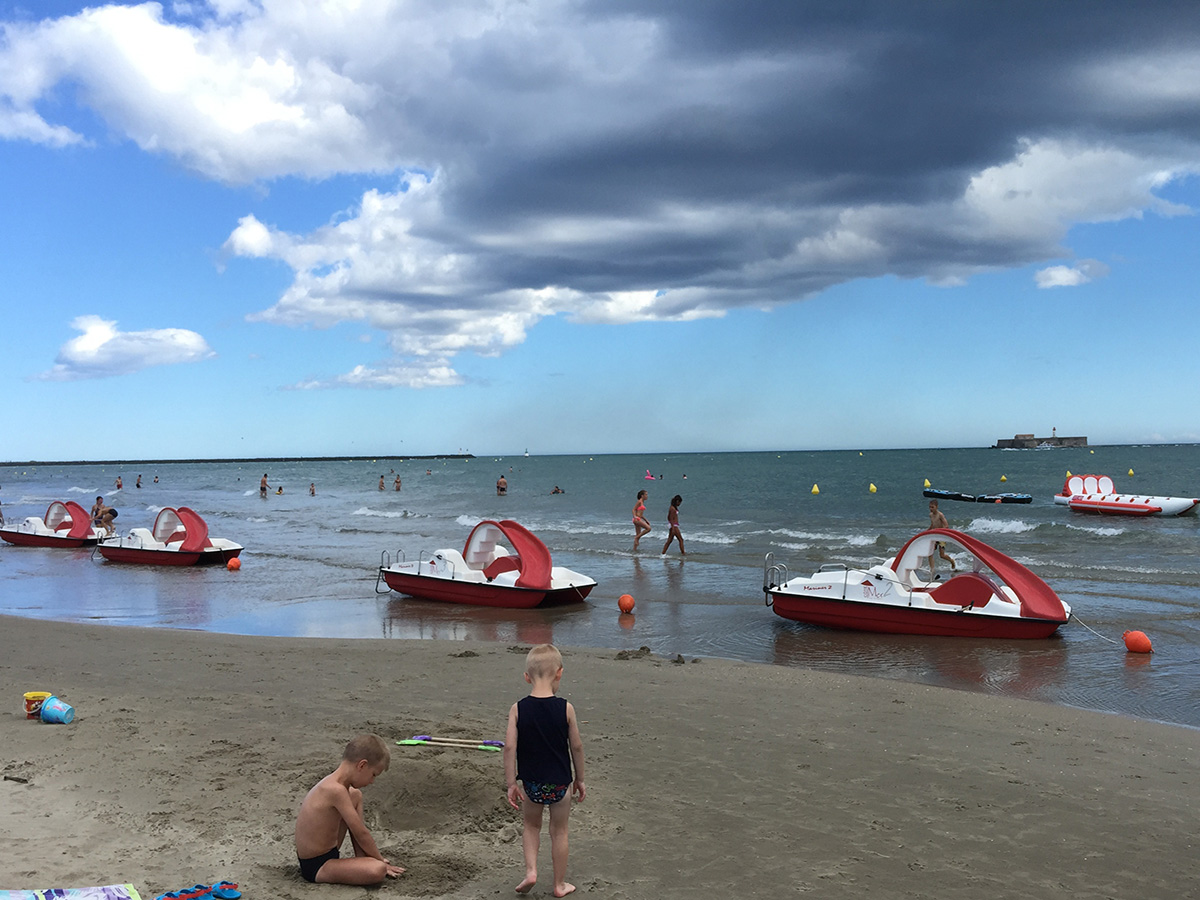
left=2, top=445, right=1200, bottom=731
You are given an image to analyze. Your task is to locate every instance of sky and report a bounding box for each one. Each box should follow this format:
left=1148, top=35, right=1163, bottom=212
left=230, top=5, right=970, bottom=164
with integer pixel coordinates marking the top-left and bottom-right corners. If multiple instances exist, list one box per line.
left=2, top=0, right=1200, bottom=460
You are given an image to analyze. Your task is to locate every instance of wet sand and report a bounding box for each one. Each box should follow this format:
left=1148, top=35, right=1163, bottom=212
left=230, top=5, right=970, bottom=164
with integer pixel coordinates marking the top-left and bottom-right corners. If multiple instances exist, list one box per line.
left=1, top=614, right=1197, bottom=898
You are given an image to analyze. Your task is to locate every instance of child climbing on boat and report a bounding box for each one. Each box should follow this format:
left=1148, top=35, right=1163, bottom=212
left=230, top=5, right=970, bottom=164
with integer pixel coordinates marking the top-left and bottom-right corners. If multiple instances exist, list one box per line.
left=927, top=500, right=957, bottom=574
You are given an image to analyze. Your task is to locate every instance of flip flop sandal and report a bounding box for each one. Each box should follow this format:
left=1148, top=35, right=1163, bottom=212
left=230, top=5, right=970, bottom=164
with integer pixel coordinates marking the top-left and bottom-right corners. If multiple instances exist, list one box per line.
left=211, top=883, right=241, bottom=899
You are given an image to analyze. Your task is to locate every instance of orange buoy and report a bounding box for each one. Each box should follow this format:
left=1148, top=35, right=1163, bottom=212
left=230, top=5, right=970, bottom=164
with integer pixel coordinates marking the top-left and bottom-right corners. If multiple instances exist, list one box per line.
left=227, top=557, right=241, bottom=571
left=1123, top=630, right=1152, bottom=653
left=618, top=593, right=635, bottom=614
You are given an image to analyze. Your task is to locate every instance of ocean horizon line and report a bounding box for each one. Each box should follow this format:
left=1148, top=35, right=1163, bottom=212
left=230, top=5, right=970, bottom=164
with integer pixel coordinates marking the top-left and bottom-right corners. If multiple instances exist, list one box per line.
left=3, top=440, right=1196, bottom=468
left=0, top=453, right=477, bottom=467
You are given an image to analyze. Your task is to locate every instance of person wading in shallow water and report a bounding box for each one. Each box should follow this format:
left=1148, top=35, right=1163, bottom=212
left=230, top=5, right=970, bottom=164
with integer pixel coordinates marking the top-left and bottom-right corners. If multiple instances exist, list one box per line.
left=632, top=490, right=651, bottom=551
left=661, top=495, right=685, bottom=556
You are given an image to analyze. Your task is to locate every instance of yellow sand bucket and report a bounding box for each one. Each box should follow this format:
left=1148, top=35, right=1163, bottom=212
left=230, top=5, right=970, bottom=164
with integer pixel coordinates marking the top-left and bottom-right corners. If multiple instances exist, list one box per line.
left=24, top=691, right=52, bottom=719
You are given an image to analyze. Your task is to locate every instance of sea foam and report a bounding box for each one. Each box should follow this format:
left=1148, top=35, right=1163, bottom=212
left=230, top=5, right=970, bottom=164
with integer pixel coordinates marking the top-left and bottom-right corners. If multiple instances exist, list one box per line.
left=967, top=517, right=1037, bottom=535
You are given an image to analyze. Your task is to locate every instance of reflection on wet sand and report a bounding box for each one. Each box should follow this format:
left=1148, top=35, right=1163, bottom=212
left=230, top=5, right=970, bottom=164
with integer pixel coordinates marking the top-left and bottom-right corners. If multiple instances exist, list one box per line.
left=770, top=623, right=1068, bottom=704
left=382, top=597, right=564, bottom=646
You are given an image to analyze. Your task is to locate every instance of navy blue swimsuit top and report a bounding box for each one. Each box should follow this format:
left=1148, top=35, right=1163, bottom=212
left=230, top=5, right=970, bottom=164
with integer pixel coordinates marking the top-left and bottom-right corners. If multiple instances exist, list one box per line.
left=516, top=695, right=572, bottom=784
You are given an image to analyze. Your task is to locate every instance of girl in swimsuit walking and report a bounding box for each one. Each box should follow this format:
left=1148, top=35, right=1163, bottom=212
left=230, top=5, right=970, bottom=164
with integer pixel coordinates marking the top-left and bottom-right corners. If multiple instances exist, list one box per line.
left=661, top=495, right=685, bottom=556
left=632, top=489, right=651, bottom=551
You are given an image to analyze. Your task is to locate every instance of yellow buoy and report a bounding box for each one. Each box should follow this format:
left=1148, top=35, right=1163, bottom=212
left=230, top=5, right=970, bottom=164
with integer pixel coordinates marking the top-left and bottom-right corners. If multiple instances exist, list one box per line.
left=1065, top=470, right=1072, bottom=477
left=869, top=483, right=877, bottom=493
left=811, top=484, right=820, bottom=495
left=1128, top=469, right=1135, bottom=476
left=859, top=452, right=863, bottom=456
left=1090, top=449, right=1094, bottom=454
left=923, top=478, right=931, bottom=488
left=1000, top=475, right=1007, bottom=482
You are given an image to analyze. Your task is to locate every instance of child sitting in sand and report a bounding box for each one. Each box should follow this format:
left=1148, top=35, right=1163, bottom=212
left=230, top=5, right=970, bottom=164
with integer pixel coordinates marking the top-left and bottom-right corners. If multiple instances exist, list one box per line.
left=504, top=644, right=586, bottom=897
left=294, top=734, right=405, bottom=885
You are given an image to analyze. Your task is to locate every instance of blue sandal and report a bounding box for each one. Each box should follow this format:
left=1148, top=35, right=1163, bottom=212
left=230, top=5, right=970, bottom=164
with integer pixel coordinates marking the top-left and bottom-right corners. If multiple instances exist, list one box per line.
left=211, top=883, right=241, bottom=900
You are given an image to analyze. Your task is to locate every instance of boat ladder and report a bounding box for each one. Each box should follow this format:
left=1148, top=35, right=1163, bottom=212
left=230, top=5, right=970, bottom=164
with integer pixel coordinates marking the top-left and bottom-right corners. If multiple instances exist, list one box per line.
left=762, top=552, right=788, bottom=606
left=374, top=548, right=408, bottom=593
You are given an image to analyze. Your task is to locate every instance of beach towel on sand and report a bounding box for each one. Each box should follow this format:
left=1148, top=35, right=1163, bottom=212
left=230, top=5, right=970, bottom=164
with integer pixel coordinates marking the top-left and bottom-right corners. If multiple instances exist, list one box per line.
left=2, top=885, right=141, bottom=900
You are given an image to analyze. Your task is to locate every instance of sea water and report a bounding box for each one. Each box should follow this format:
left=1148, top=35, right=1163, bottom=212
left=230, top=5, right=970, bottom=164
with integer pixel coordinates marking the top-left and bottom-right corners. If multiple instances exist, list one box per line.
left=2, top=446, right=1199, bottom=728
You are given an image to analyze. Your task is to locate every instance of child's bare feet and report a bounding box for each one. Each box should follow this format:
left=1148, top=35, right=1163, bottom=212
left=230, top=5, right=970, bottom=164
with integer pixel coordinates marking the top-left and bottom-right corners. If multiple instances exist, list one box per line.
left=515, top=873, right=537, bottom=894
left=553, top=883, right=576, bottom=897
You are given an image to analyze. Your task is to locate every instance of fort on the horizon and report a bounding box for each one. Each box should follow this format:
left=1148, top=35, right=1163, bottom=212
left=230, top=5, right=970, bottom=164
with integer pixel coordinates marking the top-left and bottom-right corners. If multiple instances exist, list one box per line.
left=993, top=432, right=1087, bottom=449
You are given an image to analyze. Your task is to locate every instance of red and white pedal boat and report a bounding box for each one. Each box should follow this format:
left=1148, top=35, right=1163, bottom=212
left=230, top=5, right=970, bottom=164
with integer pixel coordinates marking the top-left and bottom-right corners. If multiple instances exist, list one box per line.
left=96, top=506, right=243, bottom=566
left=763, top=528, right=1070, bottom=638
left=1053, top=474, right=1198, bottom=517
left=376, top=519, right=596, bottom=608
left=0, top=500, right=101, bottom=548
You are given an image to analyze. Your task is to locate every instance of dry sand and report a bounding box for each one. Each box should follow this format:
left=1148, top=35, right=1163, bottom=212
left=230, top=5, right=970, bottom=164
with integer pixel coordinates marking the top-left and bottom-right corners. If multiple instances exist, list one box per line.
left=1, top=614, right=1197, bottom=899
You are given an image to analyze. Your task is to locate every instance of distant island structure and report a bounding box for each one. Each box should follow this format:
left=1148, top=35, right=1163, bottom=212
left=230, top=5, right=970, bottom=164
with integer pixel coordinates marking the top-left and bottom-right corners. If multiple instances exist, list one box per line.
left=993, top=430, right=1087, bottom=449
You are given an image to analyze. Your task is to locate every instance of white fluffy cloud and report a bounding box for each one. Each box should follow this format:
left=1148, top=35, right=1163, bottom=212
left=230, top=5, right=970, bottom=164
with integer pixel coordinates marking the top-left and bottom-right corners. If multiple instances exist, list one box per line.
left=37, top=315, right=215, bottom=381
left=1035, top=259, right=1111, bottom=289
left=0, top=3, right=393, bottom=181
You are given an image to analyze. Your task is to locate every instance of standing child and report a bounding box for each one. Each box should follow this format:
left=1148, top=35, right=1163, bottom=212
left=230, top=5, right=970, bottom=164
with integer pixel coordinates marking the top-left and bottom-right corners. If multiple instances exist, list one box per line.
left=661, top=494, right=685, bottom=556
left=504, top=644, right=586, bottom=897
left=294, top=734, right=405, bottom=885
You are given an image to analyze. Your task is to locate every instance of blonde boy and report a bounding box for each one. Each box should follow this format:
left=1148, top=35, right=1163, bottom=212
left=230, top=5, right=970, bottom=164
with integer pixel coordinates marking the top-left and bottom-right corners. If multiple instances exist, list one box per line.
left=504, top=644, right=586, bottom=897
left=294, top=734, right=405, bottom=885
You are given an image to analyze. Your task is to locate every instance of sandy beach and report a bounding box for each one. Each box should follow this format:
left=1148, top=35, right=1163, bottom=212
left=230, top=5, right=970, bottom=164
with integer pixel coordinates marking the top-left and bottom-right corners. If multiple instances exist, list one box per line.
left=2, top=614, right=1197, bottom=898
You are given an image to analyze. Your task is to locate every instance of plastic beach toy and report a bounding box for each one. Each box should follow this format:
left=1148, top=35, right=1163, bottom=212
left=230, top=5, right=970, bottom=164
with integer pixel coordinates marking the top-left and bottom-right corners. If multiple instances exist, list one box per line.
left=24, top=691, right=52, bottom=719
left=39, top=695, right=75, bottom=724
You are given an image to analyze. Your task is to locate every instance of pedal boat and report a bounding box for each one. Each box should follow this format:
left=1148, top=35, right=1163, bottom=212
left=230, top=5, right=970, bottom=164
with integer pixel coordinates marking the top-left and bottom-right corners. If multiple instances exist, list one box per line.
left=763, top=528, right=1070, bottom=638
left=376, top=519, right=596, bottom=608
left=1053, top=474, right=1198, bottom=517
left=0, top=500, right=101, bottom=547
left=96, top=506, right=243, bottom=566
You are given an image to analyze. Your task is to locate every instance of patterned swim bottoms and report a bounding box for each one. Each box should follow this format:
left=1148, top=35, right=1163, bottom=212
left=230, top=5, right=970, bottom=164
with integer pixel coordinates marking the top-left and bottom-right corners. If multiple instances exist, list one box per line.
left=523, top=781, right=570, bottom=805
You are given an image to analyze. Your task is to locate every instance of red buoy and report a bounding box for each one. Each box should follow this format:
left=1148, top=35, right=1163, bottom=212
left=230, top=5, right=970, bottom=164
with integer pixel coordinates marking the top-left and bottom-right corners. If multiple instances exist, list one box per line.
left=618, top=593, right=635, bottom=614
left=1123, top=630, right=1152, bottom=653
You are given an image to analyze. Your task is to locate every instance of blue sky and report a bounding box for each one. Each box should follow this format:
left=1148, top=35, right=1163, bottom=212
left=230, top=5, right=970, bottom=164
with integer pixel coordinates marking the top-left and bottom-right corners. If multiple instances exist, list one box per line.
left=2, top=1, right=1199, bottom=460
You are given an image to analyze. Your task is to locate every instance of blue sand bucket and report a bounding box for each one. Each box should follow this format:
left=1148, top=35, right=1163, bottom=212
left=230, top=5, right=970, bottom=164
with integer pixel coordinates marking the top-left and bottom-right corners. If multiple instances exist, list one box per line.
left=40, top=695, right=75, bottom=724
